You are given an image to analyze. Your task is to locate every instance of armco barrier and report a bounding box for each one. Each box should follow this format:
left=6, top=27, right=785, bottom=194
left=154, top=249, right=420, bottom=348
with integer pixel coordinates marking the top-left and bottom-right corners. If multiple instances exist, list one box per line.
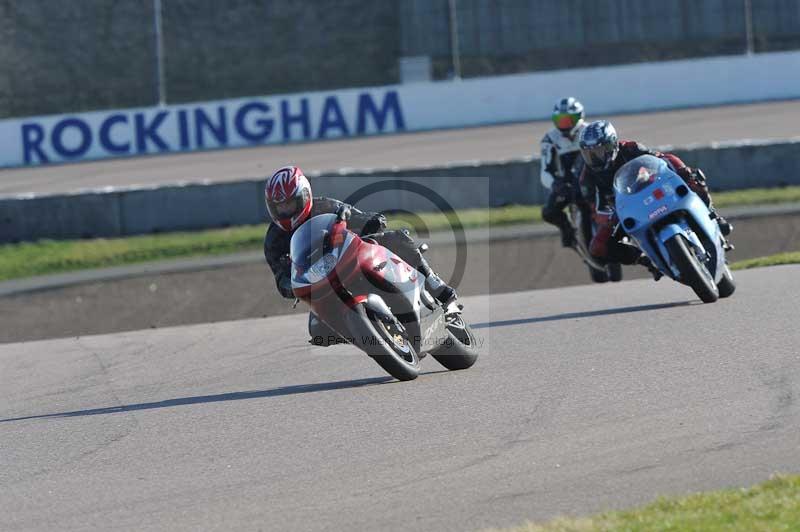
left=335, top=138, right=800, bottom=206
left=0, top=138, right=798, bottom=243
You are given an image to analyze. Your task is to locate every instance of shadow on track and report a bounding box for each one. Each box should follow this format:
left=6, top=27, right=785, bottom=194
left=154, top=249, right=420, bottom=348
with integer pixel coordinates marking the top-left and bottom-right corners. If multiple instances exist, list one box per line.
left=1, top=375, right=400, bottom=423
left=472, top=300, right=698, bottom=330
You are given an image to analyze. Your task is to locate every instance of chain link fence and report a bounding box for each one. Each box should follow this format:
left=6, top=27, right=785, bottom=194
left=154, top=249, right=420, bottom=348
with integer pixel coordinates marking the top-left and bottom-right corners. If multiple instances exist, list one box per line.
left=403, top=0, right=800, bottom=79
left=0, top=0, right=798, bottom=118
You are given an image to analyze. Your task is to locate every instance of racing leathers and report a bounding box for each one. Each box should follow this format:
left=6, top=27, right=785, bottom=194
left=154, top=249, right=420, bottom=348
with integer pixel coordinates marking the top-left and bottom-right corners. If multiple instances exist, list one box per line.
left=540, top=125, right=587, bottom=247
left=580, top=141, right=728, bottom=266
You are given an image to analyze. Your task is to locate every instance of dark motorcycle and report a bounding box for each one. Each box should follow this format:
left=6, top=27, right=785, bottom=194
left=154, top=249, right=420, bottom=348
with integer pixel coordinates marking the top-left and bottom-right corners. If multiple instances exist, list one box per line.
left=552, top=157, right=623, bottom=285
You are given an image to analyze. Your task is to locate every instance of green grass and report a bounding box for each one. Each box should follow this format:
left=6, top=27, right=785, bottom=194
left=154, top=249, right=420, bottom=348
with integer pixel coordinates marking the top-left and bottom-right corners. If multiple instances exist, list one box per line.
left=731, top=251, right=800, bottom=271
left=0, top=205, right=543, bottom=282
left=389, top=204, right=542, bottom=232
left=714, top=185, right=800, bottom=208
left=492, top=474, right=800, bottom=532
left=0, top=185, right=798, bottom=283
left=0, top=226, right=266, bottom=282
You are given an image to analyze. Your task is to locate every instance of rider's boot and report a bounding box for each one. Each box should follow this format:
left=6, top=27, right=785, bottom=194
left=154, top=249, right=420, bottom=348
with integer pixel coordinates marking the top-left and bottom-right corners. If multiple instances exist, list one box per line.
left=308, top=313, right=347, bottom=347
left=637, top=254, right=663, bottom=281
left=559, top=223, right=577, bottom=248
left=709, top=208, right=733, bottom=237
left=688, top=170, right=732, bottom=237
left=417, top=253, right=458, bottom=306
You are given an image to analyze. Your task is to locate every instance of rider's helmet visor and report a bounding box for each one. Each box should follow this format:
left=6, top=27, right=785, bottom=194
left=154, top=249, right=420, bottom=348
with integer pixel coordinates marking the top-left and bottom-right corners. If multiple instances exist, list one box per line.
left=267, top=189, right=309, bottom=221
left=554, top=112, right=579, bottom=132
left=581, top=143, right=616, bottom=171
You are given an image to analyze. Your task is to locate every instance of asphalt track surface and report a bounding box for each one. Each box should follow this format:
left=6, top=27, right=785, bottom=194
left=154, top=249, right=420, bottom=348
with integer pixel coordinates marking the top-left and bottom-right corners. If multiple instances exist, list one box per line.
left=1, top=266, right=798, bottom=531
left=1, top=100, right=798, bottom=195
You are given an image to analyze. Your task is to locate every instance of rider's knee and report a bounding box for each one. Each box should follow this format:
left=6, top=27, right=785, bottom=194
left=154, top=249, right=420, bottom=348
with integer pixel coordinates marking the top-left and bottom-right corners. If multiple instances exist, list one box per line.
left=541, top=204, right=564, bottom=224
left=589, top=224, right=613, bottom=259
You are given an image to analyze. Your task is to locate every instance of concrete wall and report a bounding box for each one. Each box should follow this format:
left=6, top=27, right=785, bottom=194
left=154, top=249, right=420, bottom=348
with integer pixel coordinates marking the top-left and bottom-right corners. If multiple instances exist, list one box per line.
left=1, top=139, right=799, bottom=243
left=377, top=138, right=800, bottom=205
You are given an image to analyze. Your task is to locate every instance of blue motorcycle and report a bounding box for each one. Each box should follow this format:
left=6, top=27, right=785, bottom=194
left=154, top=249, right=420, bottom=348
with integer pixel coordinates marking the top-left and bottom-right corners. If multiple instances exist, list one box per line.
left=613, top=155, right=735, bottom=303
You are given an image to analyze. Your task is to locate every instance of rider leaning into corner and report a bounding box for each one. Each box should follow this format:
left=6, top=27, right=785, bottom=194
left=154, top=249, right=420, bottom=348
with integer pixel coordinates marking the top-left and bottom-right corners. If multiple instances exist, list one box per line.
left=263, top=165, right=458, bottom=344
left=540, top=97, right=588, bottom=247
left=578, top=120, right=733, bottom=278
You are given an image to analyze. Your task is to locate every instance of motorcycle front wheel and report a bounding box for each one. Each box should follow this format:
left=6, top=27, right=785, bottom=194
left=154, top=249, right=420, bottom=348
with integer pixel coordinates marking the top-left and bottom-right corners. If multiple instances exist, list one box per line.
left=607, top=263, right=623, bottom=282
left=665, top=234, right=719, bottom=303
left=588, top=266, right=609, bottom=283
left=350, top=306, right=420, bottom=381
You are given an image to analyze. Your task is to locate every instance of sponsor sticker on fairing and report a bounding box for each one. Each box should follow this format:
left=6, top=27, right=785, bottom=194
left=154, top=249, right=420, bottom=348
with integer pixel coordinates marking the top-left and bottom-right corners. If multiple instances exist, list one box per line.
left=648, top=205, right=668, bottom=220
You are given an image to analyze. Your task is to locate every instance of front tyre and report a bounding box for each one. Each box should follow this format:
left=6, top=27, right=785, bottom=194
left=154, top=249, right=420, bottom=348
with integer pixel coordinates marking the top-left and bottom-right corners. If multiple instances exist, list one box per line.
left=589, top=266, right=609, bottom=283
left=431, top=313, right=479, bottom=371
left=665, top=234, right=719, bottom=303
left=359, top=307, right=420, bottom=381
left=717, top=263, right=736, bottom=298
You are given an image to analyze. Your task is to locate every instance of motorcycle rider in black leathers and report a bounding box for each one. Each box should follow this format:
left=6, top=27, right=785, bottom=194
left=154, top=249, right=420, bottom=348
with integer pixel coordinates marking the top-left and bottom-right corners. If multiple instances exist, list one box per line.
left=540, top=97, right=588, bottom=247
left=263, top=165, right=457, bottom=345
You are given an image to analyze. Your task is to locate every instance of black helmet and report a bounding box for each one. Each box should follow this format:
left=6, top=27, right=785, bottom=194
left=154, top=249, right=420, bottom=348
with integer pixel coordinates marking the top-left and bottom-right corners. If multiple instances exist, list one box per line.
left=579, top=120, right=619, bottom=171
left=552, top=97, right=585, bottom=137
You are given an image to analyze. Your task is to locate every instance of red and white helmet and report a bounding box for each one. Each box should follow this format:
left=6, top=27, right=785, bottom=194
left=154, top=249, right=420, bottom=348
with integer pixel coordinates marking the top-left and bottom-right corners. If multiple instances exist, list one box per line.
left=265, top=166, right=313, bottom=232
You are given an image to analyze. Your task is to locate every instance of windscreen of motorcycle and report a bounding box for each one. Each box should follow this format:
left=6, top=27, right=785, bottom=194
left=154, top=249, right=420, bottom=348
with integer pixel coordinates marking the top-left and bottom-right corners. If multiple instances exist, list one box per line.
left=614, top=155, right=669, bottom=195
left=290, top=214, right=355, bottom=286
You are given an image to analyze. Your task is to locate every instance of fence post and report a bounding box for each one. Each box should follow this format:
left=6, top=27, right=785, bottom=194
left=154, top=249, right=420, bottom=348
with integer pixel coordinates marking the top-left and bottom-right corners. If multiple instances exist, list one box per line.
left=744, top=0, right=754, bottom=55
left=448, top=0, right=462, bottom=79
left=153, top=0, right=167, bottom=105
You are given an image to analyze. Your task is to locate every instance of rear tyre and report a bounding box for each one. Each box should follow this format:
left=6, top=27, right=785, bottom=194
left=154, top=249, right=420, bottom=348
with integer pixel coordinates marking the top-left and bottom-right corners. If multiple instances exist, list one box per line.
left=665, top=235, right=719, bottom=303
left=607, top=263, right=623, bottom=283
left=717, top=263, right=736, bottom=298
left=431, top=313, right=479, bottom=371
left=589, top=266, right=609, bottom=283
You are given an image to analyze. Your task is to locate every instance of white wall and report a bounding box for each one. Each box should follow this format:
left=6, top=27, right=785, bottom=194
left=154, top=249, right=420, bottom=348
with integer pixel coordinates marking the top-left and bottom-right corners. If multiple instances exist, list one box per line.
left=2, top=50, right=799, bottom=168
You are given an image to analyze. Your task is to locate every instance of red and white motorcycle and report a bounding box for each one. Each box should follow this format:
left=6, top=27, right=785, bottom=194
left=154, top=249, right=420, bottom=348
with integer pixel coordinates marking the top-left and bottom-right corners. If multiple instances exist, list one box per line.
left=290, top=211, right=479, bottom=381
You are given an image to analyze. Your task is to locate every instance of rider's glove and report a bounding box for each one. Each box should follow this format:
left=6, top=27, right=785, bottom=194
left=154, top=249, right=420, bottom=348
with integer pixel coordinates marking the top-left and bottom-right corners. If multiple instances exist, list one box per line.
left=336, top=204, right=352, bottom=222
left=277, top=273, right=294, bottom=299
left=690, top=168, right=707, bottom=186
left=362, top=213, right=387, bottom=236
left=276, top=256, right=294, bottom=298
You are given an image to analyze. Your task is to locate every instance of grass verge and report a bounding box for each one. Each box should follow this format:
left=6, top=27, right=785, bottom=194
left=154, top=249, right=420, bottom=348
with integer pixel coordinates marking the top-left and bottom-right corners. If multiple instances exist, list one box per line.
left=731, top=251, right=800, bottom=271
left=493, top=474, right=800, bottom=532
left=0, top=185, right=798, bottom=282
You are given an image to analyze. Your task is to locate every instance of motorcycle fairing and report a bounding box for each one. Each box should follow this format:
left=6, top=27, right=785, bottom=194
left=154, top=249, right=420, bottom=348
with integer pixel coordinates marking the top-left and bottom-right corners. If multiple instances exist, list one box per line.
left=290, top=213, right=450, bottom=355
left=614, top=155, right=725, bottom=284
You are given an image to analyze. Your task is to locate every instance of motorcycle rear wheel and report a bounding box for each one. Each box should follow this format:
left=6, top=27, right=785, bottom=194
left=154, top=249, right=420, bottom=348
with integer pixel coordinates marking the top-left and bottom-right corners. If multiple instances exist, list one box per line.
left=665, top=234, right=719, bottom=303
left=717, top=263, right=736, bottom=298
